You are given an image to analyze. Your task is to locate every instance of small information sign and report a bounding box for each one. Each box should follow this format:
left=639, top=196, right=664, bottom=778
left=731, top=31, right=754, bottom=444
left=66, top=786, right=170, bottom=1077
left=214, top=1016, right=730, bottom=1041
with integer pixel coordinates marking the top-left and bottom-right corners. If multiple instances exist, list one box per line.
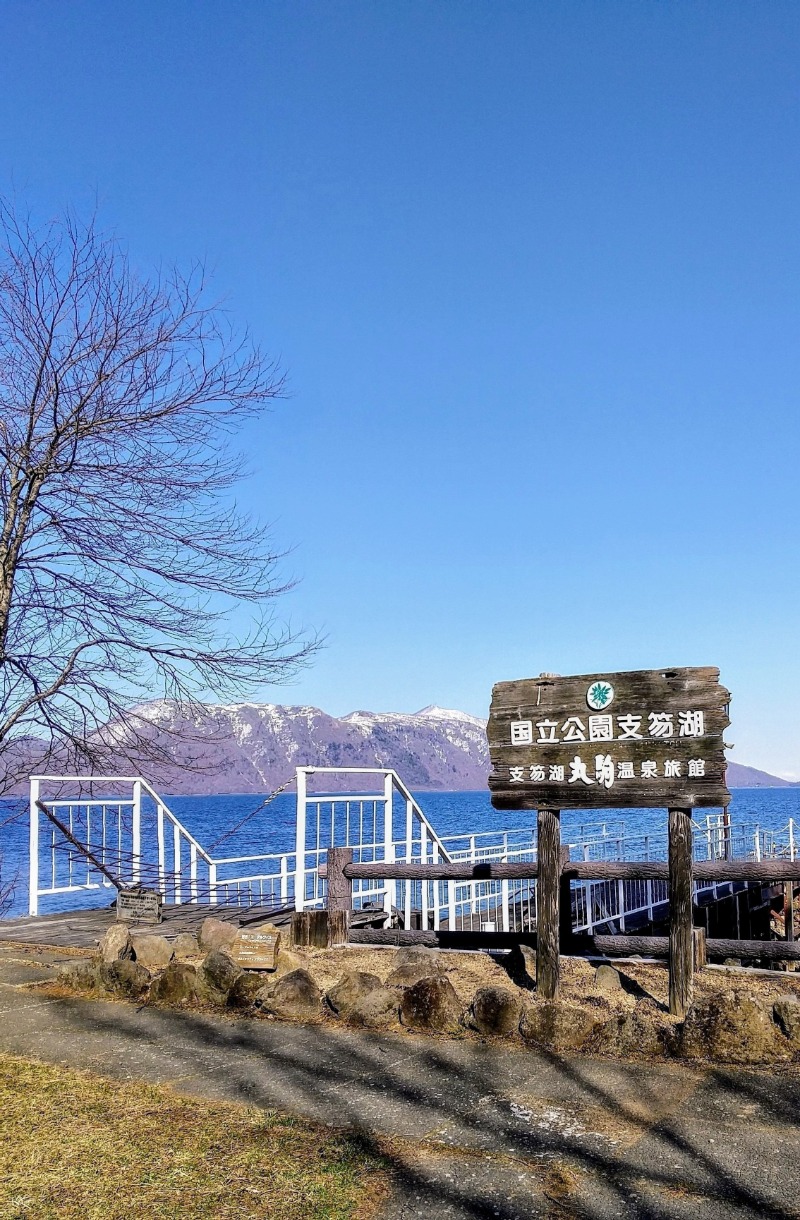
left=488, top=666, right=730, bottom=811
left=230, top=926, right=281, bottom=970
left=116, top=888, right=163, bottom=924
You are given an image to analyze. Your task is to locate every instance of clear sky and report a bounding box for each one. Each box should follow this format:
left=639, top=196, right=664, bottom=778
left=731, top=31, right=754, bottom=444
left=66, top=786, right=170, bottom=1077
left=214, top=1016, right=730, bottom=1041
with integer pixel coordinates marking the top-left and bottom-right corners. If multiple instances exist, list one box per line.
left=1, top=2, right=798, bottom=775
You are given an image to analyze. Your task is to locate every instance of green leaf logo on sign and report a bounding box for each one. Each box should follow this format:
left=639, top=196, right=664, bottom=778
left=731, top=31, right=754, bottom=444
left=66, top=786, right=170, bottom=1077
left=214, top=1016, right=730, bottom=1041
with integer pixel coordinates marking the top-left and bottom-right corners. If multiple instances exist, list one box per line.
left=587, top=681, right=614, bottom=710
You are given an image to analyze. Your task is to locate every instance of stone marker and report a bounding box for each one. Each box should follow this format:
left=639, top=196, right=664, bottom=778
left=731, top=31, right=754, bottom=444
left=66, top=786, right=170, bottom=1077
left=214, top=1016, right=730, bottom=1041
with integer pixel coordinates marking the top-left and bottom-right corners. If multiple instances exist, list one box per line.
left=116, top=888, right=162, bottom=924
left=229, top=926, right=280, bottom=970
left=130, top=933, right=173, bottom=971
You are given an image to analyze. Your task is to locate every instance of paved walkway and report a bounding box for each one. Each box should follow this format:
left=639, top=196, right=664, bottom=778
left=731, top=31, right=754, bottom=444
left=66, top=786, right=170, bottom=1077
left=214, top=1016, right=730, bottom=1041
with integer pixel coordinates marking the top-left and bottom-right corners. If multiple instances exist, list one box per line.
left=0, top=944, right=799, bottom=1219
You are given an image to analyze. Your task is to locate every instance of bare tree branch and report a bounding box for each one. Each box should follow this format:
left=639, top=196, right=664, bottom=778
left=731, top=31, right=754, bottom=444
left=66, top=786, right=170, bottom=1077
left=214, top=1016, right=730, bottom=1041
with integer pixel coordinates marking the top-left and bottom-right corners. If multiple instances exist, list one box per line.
left=0, top=200, right=317, bottom=794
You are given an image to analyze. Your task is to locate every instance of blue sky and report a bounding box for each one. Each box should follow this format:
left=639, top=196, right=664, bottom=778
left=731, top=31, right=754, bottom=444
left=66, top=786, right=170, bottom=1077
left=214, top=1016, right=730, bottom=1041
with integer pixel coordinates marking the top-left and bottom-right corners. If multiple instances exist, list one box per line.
left=1, top=2, right=799, bottom=775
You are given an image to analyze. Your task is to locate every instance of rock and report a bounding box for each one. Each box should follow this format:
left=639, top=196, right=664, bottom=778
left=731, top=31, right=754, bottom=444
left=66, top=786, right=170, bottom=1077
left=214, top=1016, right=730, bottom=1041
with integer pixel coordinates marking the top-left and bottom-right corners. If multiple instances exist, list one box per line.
left=274, top=949, right=305, bottom=976
left=98, top=924, right=133, bottom=964
left=325, top=970, right=383, bottom=1017
left=594, top=964, right=622, bottom=993
left=172, top=932, right=201, bottom=960
left=130, top=934, right=173, bottom=971
left=399, top=975, right=463, bottom=1033
left=198, top=916, right=237, bottom=954
left=346, top=987, right=401, bottom=1029
left=150, top=962, right=199, bottom=1005
left=519, top=1001, right=602, bottom=1052
left=773, top=995, right=800, bottom=1041
left=592, top=1010, right=668, bottom=1058
left=680, top=989, right=791, bottom=1064
left=386, top=949, right=445, bottom=988
left=468, top=986, right=523, bottom=1036
left=58, top=958, right=100, bottom=991
left=99, top=959, right=151, bottom=999
left=255, top=969, right=322, bottom=1020
left=722, top=958, right=742, bottom=968
left=228, top=972, right=265, bottom=1009
left=199, top=950, right=243, bottom=1003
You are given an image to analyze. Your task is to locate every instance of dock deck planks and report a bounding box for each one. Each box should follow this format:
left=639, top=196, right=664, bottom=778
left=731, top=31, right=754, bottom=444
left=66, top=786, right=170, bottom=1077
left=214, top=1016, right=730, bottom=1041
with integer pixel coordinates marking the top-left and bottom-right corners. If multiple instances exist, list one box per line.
left=0, top=903, right=294, bottom=950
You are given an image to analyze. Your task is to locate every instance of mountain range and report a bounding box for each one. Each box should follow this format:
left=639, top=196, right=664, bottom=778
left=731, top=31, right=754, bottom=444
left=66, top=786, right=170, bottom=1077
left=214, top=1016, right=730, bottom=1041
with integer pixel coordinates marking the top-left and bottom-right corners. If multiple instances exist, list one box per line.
left=17, top=699, right=788, bottom=796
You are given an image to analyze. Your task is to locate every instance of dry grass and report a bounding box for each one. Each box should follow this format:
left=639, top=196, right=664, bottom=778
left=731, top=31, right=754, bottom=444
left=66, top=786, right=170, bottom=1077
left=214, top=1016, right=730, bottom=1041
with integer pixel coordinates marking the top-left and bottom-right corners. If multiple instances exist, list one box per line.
left=0, top=1053, right=388, bottom=1220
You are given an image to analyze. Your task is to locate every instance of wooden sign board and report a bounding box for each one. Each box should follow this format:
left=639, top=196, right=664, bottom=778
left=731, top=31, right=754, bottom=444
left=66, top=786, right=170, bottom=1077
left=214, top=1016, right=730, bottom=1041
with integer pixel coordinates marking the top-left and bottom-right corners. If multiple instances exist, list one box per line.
left=488, top=667, right=730, bottom=811
left=116, top=888, right=163, bottom=924
left=229, top=926, right=281, bottom=971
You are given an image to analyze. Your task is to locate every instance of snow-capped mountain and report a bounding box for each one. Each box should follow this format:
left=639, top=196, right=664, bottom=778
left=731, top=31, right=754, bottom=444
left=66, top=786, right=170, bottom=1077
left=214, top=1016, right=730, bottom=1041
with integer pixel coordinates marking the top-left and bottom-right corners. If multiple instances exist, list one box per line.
left=120, top=700, right=492, bottom=794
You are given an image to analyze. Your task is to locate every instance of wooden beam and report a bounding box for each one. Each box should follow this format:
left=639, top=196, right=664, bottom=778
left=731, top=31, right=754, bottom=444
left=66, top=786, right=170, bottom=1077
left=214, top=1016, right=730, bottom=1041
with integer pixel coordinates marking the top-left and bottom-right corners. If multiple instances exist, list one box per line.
left=348, top=926, right=800, bottom=961
left=341, top=859, right=800, bottom=885
left=536, top=808, right=561, bottom=1000
left=669, top=807, right=694, bottom=1018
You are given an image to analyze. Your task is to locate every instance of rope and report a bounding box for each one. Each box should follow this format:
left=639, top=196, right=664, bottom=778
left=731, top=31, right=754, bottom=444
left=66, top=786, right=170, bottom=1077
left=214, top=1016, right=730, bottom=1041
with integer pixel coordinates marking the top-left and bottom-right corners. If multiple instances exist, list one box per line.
left=205, top=775, right=298, bottom=851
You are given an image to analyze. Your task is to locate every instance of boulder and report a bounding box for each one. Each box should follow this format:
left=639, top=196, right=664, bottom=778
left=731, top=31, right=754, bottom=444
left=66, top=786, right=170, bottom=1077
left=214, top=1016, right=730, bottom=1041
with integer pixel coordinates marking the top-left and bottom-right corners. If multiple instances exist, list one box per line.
left=172, top=932, right=201, bottom=960
left=399, top=975, right=463, bottom=1034
left=198, top=916, right=237, bottom=954
left=519, top=1001, right=602, bottom=1053
left=228, top=972, right=266, bottom=1009
left=255, top=969, right=322, bottom=1020
left=274, top=949, right=306, bottom=976
left=130, top=934, right=173, bottom=971
left=326, top=970, right=383, bottom=1017
left=198, top=950, right=243, bottom=1003
left=58, top=958, right=100, bottom=991
left=680, top=989, right=791, bottom=1064
left=468, top=986, right=523, bottom=1036
left=150, top=962, right=199, bottom=1005
left=98, top=924, right=133, bottom=964
left=594, top=964, right=622, bottom=993
left=346, top=987, right=400, bottom=1029
left=591, top=1010, right=668, bottom=1058
left=99, top=959, right=151, bottom=999
left=773, top=995, right=800, bottom=1042
left=386, top=949, right=444, bottom=988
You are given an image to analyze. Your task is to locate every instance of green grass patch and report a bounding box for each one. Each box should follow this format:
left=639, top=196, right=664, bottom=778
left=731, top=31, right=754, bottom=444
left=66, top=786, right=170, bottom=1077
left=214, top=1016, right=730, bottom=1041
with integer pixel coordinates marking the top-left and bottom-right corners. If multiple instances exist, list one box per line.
left=0, top=1053, right=388, bottom=1220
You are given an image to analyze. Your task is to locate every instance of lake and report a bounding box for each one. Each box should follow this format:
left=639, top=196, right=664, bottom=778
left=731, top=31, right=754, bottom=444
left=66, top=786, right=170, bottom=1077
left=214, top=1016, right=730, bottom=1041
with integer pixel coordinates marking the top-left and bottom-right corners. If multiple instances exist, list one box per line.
left=1, top=785, right=798, bottom=919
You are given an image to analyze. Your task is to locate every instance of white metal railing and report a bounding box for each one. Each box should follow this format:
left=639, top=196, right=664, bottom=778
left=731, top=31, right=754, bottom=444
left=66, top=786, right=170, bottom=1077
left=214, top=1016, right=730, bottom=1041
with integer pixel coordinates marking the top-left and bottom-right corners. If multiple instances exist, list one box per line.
left=25, top=772, right=799, bottom=936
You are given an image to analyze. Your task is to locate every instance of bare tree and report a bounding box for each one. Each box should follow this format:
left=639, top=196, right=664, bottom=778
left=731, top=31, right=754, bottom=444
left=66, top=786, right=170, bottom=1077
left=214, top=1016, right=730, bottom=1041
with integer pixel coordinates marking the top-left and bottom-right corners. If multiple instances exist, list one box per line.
left=0, top=201, right=314, bottom=794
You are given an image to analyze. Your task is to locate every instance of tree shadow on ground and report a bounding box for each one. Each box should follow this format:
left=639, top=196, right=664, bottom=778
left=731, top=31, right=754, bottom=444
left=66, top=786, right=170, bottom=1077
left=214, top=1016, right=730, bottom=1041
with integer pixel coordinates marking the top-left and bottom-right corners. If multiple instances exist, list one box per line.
left=15, top=991, right=800, bottom=1220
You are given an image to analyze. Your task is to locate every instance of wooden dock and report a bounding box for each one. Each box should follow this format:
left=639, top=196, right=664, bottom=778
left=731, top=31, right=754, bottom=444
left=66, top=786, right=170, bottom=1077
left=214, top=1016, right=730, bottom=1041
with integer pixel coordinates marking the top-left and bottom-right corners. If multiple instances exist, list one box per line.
left=0, top=903, right=294, bottom=951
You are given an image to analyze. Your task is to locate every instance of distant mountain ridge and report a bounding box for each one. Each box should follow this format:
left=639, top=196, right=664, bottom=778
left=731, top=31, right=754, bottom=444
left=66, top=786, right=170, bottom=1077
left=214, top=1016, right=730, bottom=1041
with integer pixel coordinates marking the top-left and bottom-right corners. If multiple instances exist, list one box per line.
left=94, top=700, right=800, bottom=794
left=3, top=700, right=794, bottom=795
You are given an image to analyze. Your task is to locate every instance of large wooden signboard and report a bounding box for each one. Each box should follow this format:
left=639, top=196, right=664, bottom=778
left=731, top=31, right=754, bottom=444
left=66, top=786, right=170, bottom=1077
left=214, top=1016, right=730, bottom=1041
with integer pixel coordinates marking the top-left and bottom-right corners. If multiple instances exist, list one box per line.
left=488, top=667, right=730, bottom=811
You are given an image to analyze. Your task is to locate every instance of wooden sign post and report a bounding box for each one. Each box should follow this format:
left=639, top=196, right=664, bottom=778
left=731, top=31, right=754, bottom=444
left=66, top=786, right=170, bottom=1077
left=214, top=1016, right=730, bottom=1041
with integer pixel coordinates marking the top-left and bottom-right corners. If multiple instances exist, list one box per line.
left=487, top=667, right=731, bottom=1015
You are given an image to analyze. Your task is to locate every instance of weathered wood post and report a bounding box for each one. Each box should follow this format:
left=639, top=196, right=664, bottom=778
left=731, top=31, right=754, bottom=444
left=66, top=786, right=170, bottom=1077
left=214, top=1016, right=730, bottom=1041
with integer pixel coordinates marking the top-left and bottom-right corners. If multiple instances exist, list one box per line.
left=669, top=806, right=694, bottom=1018
left=537, top=808, right=562, bottom=999
left=327, top=847, right=353, bottom=947
left=785, top=882, right=795, bottom=943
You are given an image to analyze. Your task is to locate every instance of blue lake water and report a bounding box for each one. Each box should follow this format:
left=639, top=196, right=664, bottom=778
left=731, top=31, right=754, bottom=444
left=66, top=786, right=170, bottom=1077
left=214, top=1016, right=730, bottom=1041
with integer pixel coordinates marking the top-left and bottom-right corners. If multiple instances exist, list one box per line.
left=1, top=786, right=798, bottom=919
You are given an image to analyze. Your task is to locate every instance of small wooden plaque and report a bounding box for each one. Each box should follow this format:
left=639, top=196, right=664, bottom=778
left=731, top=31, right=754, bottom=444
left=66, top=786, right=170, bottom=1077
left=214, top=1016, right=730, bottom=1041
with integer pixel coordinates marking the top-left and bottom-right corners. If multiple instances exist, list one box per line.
left=116, top=888, right=163, bottom=924
left=230, top=926, right=281, bottom=970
